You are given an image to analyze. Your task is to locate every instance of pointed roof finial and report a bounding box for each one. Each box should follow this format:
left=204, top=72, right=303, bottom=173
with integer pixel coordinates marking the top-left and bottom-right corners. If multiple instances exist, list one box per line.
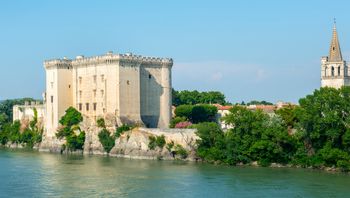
left=329, top=18, right=343, bottom=62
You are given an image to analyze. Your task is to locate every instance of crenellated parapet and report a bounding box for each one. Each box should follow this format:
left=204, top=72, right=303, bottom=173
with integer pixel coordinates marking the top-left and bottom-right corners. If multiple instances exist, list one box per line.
left=44, top=52, right=173, bottom=68
left=44, top=58, right=72, bottom=69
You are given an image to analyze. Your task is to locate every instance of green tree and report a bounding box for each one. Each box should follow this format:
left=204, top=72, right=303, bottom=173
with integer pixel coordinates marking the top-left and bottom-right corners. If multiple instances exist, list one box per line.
left=275, top=105, right=298, bottom=128
left=174, top=105, right=193, bottom=119
left=191, top=105, right=217, bottom=123
left=293, top=87, right=350, bottom=170
left=172, top=90, right=227, bottom=106
left=195, top=122, right=225, bottom=162
left=246, top=100, right=273, bottom=106
left=175, top=104, right=218, bottom=124
left=56, top=107, right=85, bottom=152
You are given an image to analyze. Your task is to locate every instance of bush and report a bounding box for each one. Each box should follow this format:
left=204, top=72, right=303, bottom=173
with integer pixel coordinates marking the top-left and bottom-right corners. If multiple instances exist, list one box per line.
left=97, top=118, right=105, bottom=128
left=56, top=107, right=85, bottom=152
left=156, top=135, right=166, bottom=148
left=148, top=136, right=157, bottom=150
left=174, top=144, right=188, bottom=159
left=166, top=141, right=174, bottom=152
left=148, top=135, right=166, bottom=150
left=98, top=128, right=115, bottom=154
left=174, top=104, right=218, bottom=124
left=115, top=124, right=132, bottom=138
left=175, top=121, right=192, bottom=128
left=169, top=117, right=187, bottom=128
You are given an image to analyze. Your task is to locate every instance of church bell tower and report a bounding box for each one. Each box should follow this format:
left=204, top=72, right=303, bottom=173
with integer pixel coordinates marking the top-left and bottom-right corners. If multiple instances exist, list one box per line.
left=321, top=21, right=350, bottom=88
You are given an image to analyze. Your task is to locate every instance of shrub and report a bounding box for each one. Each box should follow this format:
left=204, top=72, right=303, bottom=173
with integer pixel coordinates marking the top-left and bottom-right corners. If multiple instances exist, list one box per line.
left=97, top=118, right=106, bottom=128
left=174, top=144, right=188, bottom=159
left=148, top=135, right=166, bottom=150
left=169, top=117, right=187, bottom=128
left=156, top=135, right=166, bottom=148
left=115, top=124, right=132, bottom=138
left=166, top=141, right=174, bottom=152
left=175, top=121, right=192, bottom=128
left=98, top=128, right=115, bottom=154
left=148, top=136, right=157, bottom=150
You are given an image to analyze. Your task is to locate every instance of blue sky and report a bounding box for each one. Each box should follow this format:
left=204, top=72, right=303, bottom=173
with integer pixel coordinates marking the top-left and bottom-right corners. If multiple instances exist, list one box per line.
left=0, top=0, right=349, bottom=103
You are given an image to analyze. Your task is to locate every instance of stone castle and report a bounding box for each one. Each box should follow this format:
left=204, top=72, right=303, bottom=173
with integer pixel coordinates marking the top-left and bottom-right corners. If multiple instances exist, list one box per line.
left=321, top=23, right=350, bottom=88
left=14, top=52, right=173, bottom=138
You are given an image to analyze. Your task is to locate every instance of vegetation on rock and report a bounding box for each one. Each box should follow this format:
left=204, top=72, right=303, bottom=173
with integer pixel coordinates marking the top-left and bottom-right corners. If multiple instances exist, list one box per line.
left=148, top=135, right=166, bottom=150
left=56, top=107, right=85, bottom=152
left=97, top=118, right=115, bottom=154
left=115, top=124, right=132, bottom=138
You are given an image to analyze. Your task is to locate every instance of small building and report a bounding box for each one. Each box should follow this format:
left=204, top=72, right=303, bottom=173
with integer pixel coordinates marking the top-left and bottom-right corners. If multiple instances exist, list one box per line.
left=13, top=101, right=45, bottom=126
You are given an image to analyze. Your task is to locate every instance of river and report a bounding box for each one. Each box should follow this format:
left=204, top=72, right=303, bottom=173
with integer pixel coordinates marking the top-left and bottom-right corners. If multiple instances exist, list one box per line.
left=0, top=149, right=349, bottom=198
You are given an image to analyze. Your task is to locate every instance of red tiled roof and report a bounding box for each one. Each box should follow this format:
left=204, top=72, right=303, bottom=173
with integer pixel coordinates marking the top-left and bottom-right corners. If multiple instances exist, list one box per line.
left=218, top=106, right=233, bottom=110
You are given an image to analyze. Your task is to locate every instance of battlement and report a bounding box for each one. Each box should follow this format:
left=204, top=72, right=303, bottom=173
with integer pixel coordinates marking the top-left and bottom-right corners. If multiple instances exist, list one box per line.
left=44, top=57, right=72, bottom=69
left=44, top=52, right=173, bottom=68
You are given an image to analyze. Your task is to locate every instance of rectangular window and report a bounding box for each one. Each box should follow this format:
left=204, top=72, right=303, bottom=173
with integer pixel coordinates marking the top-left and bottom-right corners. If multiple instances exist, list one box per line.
left=93, top=103, right=97, bottom=111
left=79, top=91, right=82, bottom=99
left=79, top=103, right=82, bottom=111
left=51, top=96, right=53, bottom=103
left=86, top=103, right=89, bottom=111
left=93, top=89, right=97, bottom=98
left=93, top=75, right=97, bottom=83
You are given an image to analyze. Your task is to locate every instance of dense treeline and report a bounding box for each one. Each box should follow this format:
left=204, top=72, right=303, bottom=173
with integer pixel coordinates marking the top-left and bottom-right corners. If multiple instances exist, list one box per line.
left=195, top=87, right=350, bottom=171
left=172, top=89, right=227, bottom=106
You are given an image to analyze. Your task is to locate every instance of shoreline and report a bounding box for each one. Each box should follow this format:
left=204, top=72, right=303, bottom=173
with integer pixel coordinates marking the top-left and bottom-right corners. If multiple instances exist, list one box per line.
left=1, top=146, right=348, bottom=174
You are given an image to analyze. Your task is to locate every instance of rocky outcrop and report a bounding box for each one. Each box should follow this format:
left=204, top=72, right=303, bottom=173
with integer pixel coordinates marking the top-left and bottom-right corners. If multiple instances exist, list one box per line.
left=39, top=122, right=199, bottom=161
left=108, top=128, right=199, bottom=160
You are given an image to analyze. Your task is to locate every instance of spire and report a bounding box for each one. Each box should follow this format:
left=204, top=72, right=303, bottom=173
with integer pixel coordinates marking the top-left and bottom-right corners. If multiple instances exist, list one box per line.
left=328, top=19, right=343, bottom=62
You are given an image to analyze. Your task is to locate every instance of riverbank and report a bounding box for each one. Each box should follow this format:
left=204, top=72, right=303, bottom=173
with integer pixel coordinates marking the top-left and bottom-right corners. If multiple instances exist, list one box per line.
left=2, top=143, right=348, bottom=174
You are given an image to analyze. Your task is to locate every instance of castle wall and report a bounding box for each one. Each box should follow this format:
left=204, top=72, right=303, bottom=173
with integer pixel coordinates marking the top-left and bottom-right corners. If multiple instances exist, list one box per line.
left=13, top=103, right=45, bottom=122
left=159, top=65, right=172, bottom=128
left=140, top=65, right=162, bottom=127
left=72, top=62, right=118, bottom=121
left=57, top=68, right=73, bottom=124
left=117, top=61, right=143, bottom=125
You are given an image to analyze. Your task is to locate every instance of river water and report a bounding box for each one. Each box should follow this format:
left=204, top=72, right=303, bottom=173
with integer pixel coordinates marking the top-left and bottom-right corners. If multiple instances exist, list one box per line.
left=0, top=149, right=349, bottom=198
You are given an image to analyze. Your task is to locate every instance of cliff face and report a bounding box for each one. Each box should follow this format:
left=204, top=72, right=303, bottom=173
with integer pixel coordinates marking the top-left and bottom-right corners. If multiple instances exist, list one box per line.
left=40, top=125, right=199, bottom=161
left=109, top=128, right=198, bottom=160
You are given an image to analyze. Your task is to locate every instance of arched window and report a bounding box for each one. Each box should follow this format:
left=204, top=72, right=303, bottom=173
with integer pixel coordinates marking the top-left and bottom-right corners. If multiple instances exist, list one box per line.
left=331, top=67, right=335, bottom=77
left=338, top=66, right=341, bottom=76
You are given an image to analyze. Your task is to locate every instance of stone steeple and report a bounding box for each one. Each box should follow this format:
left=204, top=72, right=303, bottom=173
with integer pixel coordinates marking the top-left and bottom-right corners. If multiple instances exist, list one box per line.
left=328, top=22, right=343, bottom=62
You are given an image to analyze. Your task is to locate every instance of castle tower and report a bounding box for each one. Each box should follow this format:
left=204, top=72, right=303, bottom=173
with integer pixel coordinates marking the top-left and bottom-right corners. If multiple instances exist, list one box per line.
left=321, top=22, right=350, bottom=88
left=44, top=58, right=73, bottom=137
